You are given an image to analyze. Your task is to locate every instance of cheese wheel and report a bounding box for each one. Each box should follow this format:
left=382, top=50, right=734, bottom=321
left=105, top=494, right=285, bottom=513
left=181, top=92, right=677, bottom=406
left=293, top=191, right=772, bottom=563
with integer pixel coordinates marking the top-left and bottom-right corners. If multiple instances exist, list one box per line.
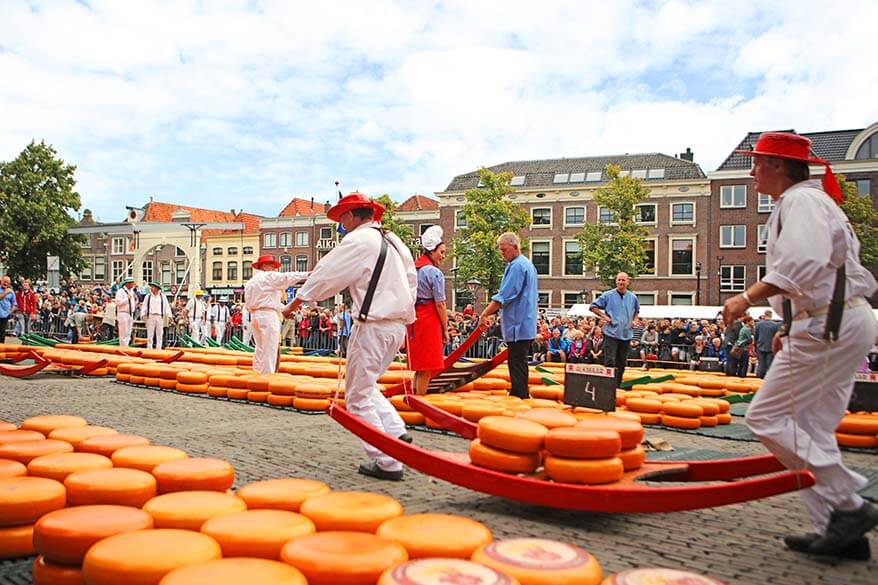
left=469, top=439, right=541, bottom=474
left=0, top=524, right=34, bottom=559
left=0, top=459, right=27, bottom=478
left=237, top=478, right=330, bottom=512
left=300, top=491, right=403, bottom=532
left=702, top=398, right=730, bottom=413
left=472, top=538, right=603, bottom=585
left=280, top=531, right=408, bottom=585
left=0, top=422, right=17, bottom=432
left=267, top=380, right=298, bottom=396
left=21, top=415, right=88, bottom=436
left=159, top=558, right=307, bottom=585
left=399, top=411, right=426, bottom=425
left=176, top=382, right=209, bottom=394
left=837, top=415, right=878, bottom=435
left=376, top=513, right=493, bottom=559
left=0, top=429, right=46, bottom=445
left=544, top=428, right=621, bottom=459
left=716, top=412, right=732, bottom=425
left=152, top=458, right=235, bottom=493
left=129, top=376, right=145, bottom=385
left=34, top=505, right=154, bottom=565
left=699, top=415, right=719, bottom=427
left=227, top=388, right=250, bottom=400
left=32, top=555, right=85, bottom=585
left=247, top=391, right=269, bottom=402
left=618, top=445, right=645, bottom=471
left=159, top=378, right=179, bottom=390
left=143, top=490, right=247, bottom=531
left=462, top=402, right=508, bottom=422
left=379, top=558, right=519, bottom=585
left=634, top=412, right=661, bottom=426
left=515, top=408, right=578, bottom=429
left=83, top=529, right=222, bottom=585
left=575, top=417, right=643, bottom=450
left=601, top=567, right=724, bottom=584
left=294, top=397, right=330, bottom=411
left=689, top=400, right=720, bottom=416
left=661, top=402, right=704, bottom=418
left=0, top=439, right=73, bottom=464
left=544, top=456, right=624, bottom=485
left=176, top=371, right=208, bottom=385
left=200, top=509, right=315, bottom=559
left=478, top=416, right=548, bottom=453
left=836, top=432, right=878, bottom=448
left=112, top=445, right=188, bottom=472
left=28, top=452, right=113, bottom=482
left=390, top=394, right=414, bottom=412
left=623, top=398, right=663, bottom=414
left=227, top=376, right=250, bottom=389
left=0, top=477, right=66, bottom=526
left=660, top=414, right=702, bottom=429
left=208, top=386, right=230, bottom=398
left=77, top=434, right=151, bottom=457
left=65, top=468, right=157, bottom=507
left=49, top=426, right=118, bottom=447
left=267, top=393, right=295, bottom=406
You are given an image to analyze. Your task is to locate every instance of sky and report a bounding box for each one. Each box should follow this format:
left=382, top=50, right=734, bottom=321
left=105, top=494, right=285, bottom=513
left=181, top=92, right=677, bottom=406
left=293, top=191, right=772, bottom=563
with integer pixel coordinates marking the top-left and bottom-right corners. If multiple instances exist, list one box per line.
left=1, top=0, right=876, bottom=223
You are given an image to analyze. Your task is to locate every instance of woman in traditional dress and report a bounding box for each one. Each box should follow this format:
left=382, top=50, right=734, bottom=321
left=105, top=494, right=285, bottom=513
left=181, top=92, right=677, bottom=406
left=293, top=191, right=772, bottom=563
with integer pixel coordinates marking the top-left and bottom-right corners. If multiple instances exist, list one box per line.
left=407, top=226, right=449, bottom=394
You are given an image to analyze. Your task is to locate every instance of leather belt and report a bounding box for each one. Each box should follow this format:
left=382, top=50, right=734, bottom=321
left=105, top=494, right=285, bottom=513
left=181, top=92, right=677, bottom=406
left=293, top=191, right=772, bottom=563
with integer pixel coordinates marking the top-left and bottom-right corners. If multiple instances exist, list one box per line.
left=792, top=297, right=868, bottom=321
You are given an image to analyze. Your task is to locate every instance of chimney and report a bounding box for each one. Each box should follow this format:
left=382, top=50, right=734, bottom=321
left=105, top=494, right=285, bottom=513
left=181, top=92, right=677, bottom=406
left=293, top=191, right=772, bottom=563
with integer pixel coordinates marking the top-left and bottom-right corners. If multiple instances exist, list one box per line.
left=679, top=147, right=694, bottom=162
left=310, top=197, right=314, bottom=210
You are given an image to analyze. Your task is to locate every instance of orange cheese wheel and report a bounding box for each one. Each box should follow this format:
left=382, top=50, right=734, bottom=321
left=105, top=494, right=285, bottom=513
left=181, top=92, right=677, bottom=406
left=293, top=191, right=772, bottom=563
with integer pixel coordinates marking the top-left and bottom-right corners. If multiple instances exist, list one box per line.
left=280, top=531, right=408, bottom=585
left=227, top=388, right=249, bottom=400
left=689, top=400, right=720, bottom=416
left=634, top=412, right=661, bottom=426
left=0, top=459, right=27, bottom=478
left=83, top=529, right=222, bottom=585
left=618, top=445, right=645, bottom=471
left=390, top=394, right=414, bottom=411
left=661, top=402, right=704, bottom=418
left=575, top=417, right=643, bottom=450
left=65, top=468, right=157, bottom=507
left=143, top=377, right=161, bottom=387
left=0, top=524, right=34, bottom=559
left=515, top=408, right=577, bottom=429
left=208, top=386, right=230, bottom=398
left=267, top=393, right=295, bottom=406
left=200, top=509, right=315, bottom=559
left=27, top=452, right=111, bottom=481
left=469, top=439, right=541, bottom=474
left=544, top=428, right=621, bottom=459
left=21, top=415, right=88, bottom=436
left=176, top=382, right=208, bottom=394
left=379, top=558, right=519, bottom=585
left=478, top=416, right=548, bottom=454
left=0, top=422, right=16, bottom=432
left=601, top=567, right=724, bottom=584
left=544, top=456, right=624, bottom=485
left=0, top=476, right=66, bottom=526
left=623, top=398, right=663, bottom=414
left=152, top=458, right=235, bottom=494
left=716, top=412, right=732, bottom=425
left=293, top=397, right=330, bottom=411
left=159, top=378, right=178, bottom=390
left=472, top=538, right=603, bottom=585
left=143, top=490, right=247, bottom=531
left=248, top=390, right=270, bottom=402
left=267, top=380, right=298, bottom=396
left=159, top=558, right=307, bottom=585
left=836, top=432, right=878, bottom=448
left=0, top=429, right=46, bottom=445
left=77, top=434, right=151, bottom=457
left=376, top=513, right=493, bottom=559
left=209, top=374, right=238, bottom=387
left=237, top=478, right=330, bottom=512
left=129, top=376, right=145, bottom=385
left=112, top=445, right=188, bottom=472
left=462, top=402, right=508, bottom=422
left=227, top=376, right=250, bottom=389
left=837, top=415, right=878, bottom=435
left=49, top=426, right=118, bottom=447
left=0, top=439, right=73, bottom=464
left=34, top=505, right=154, bottom=565
left=32, top=555, right=85, bottom=585
left=176, top=371, right=208, bottom=385
left=246, top=376, right=272, bottom=391
left=699, top=415, right=719, bottom=427
left=661, top=414, right=702, bottom=429
left=703, top=398, right=730, bottom=413
left=300, top=491, right=403, bottom=532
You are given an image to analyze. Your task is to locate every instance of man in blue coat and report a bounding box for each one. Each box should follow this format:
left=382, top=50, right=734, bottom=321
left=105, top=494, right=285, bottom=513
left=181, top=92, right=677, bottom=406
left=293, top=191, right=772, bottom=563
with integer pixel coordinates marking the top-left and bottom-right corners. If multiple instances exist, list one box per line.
left=590, top=272, right=640, bottom=387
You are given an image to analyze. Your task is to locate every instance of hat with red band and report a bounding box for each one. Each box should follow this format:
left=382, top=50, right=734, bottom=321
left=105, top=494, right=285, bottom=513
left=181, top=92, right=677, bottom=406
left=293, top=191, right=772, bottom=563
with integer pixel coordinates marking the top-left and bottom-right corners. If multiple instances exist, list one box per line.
left=327, top=192, right=385, bottom=222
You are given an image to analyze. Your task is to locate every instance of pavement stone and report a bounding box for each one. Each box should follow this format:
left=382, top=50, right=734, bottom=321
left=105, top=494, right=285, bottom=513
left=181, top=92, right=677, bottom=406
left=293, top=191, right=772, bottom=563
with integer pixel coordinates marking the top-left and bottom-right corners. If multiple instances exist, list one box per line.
left=0, top=374, right=876, bottom=585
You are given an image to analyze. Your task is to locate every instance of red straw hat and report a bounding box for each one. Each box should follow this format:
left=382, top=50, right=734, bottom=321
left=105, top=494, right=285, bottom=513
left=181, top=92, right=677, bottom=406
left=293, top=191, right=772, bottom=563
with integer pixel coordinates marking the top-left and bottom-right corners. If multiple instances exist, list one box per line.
left=327, top=192, right=385, bottom=222
left=252, top=254, right=281, bottom=270
left=735, top=131, right=842, bottom=204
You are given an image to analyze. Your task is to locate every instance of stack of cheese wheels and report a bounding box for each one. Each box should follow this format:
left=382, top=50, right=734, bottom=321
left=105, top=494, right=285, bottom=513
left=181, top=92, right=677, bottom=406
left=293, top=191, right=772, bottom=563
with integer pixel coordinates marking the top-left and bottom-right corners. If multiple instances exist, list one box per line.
left=176, top=371, right=209, bottom=394
left=379, top=558, right=519, bottom=585
left=112, top=445, right=188, bottom=472
left=20, top=415, right=88, bottom=436
left=391, top=395, right=426, bottom=426
left=266, top=377, right=298, bottom=407
left=143, top=490, right=247, bottom=531
left=0, top=476, right=66, bottom=559
left=152, top=457, right=235, bottom=493
left=299, top=491, right=403, bottom=532
left=226, top=375, right=251, bottom=400
left=542, top=427, right=625, bottom=484
left=207, top=374, right=235, bottom=398
left=280, top=531, right=408, bottom=585
left=157, top=366, right=181, bottom=391
left=114, top=363, right=133, bottom=383
left=376, top=513, right=493, bottom=559
left=246, top=375, right=271, bottom=403
left=470, top=416, right=546, bottom=475
left=201, top=509, right=316, bottom=559
left=65, top=467, right=157, bottom=507
left=27, top=452, right=113, bottom=482
left=32, top=505, right=153, bottom=584
left=621, top=396, right=663, bottom=426
left=294, top=382, right=333, bottom=411
left=575, top=416, right=645, bottom=472
left=159, top=558, right=308, bottom=585
left=836, top=413, right=878, bottom=448
left=600, top=567, right=725, bottom=584
left=237, top=478, right=331, bottom=512
left=660, top=400, right=703, bottom=430
left=472, top=538, right=603, bottom=585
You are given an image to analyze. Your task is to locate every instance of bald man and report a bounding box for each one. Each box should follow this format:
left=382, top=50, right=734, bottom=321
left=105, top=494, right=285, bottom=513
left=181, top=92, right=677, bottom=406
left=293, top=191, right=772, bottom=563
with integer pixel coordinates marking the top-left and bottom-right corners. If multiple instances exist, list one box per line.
left=590, top=272, right=640, bottom=387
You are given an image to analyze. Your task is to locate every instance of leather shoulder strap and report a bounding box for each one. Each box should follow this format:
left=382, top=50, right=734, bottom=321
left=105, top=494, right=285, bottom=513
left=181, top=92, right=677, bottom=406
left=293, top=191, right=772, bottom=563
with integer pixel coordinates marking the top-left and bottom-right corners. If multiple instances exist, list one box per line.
left=358, top=228, right=390, bottom=322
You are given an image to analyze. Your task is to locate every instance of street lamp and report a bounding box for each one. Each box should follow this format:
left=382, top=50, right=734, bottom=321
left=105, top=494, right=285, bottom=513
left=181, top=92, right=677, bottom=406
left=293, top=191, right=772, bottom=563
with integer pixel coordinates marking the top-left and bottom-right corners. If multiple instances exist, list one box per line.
left=449, top=267, right=460, bottom=311
left=467, top=278, right=482, bottom=311
left=695, top=261, right=702, bottom=305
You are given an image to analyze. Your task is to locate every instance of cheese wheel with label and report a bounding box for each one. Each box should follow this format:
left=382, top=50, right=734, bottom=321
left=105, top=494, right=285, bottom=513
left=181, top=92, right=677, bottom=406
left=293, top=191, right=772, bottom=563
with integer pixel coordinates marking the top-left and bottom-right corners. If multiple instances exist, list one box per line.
left=32, top=555, right=85, bottom=585
left=144, top=491, right=247, bottom=531
left=152, top=458, right=235, bottom=494
left=159, top=558, right=307, bottom=585
left=478, top=416, right=548, bottom=454
left=77, top=434, right=151, bottom=457
left=21, top=415, right=88, bottom=436
left=28, top=452, right=112, bottom=482
left=0, top=524, right=34, bottom=559
left=469, top=439, right=541, bottom=474
left=65, top=468, right=157, bottom=507
left=376, top=513, right=493, bottom=559
left=379, top=558, right=519, bottom=585
left=472, top=538, right=603, bottom=585
left=238, top=478, right=330, bottom=512
left=299, top=491, right=403, bottom=533
left=200, top=509, right=315, bottom=559
left=112, top=445, right=188, bottom=472
left=0, top=439, right=73, bottom=464
left=280, top=531, right=408, bottom=585
left=600, top=567, right=724, bottom=584
left=0, top=477, right=66, bottom=526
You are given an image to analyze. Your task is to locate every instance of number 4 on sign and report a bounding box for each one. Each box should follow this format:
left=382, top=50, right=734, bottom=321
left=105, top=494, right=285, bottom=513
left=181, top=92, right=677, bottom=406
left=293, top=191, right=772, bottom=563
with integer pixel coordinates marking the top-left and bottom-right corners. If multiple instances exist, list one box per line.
left=562, top=363, right=617, bottom=412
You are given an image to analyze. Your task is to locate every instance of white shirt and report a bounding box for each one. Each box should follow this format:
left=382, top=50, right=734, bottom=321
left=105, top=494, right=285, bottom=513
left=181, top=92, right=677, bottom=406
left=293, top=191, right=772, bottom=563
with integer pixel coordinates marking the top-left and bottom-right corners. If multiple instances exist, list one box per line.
left=115, top=286, right=136, bottom=315
left=763, top=179, right=878, bottom=316
left=140, top=292, right=172, bottom=319
left=186, top=298, right=206, bottom=321
left=244, top=270, right=308, bottom=312
left=210, top=304, right=230, bottom=322
left=296, top=222, right=417, bottom=324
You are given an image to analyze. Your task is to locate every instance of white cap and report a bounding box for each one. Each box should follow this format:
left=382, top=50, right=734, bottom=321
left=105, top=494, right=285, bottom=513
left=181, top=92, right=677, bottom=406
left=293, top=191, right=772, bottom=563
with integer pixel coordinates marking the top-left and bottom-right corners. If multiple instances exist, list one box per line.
left=421, top=225, right=444, bottom=252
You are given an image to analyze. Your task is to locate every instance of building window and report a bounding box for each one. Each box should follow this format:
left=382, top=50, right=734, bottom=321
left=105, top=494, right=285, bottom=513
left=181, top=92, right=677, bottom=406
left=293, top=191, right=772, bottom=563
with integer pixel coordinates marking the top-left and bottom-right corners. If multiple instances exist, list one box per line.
left=175, top=262, right=186, bottom=285
left=720, top=265, right=746, bottom=292
left=242, top=261, right=253, bottom=280
left=175, top=246, right=186, bottom=257
left=757, top=265, right=767, bottom=281
left=634, top=203, right=656, bottom=224
left=670, top=293, right=694, bottom=305
left=537, top=292, right=550, bottom=308
left=531, top=241, right=551, bottom=275
left=320, top=227, right=333, bottom=239
left=563, top=292, right=581, bottom=308
left=227, top=247, right=238, bottom=256
left=631, top=169, right=647, bottom=179
left=227, top=261, right=237, bottom=281
left=419, top=224, right=434, bottom=235
left=243, top=246, right=254, bottom=255
left=127, top=262, right=133, bottom=277
left=263, top=233, right=276, bottom=248
left=564, top=206, right=585, bottom=226
left=111, top=237, right=125, bottom=255
left=532, top=208, right=552, bottom=226
left=635, top=292, right=656, bottom=306
left=586, top=171, right=602, bottom=182
left=212, top=247, right=222, bottom=256
left=510, top=175, right=525, bottom=186
left=295, top=255, right=308, bottom=272
left=670, top=202, right=694, bottom=224
left=80, top=257, right=93, bottom=281
left=569, top=172, right=585, bottom=183
left=670, top=238, right=694, bottom=275
left=553, top=173, right=569, bottom=184
left=455, top=210, right=467, bottom=229
left=854, top=133, right=878, bottom=159
left=757, top=224, right=767, bottom=253
left=643, top=239, right=656, bottom=275
left=280, top=255, right=292, bottom=272
left=647, top=168, right=665, bottom=179
left=80, top=238, right=91, bottom=249
left=757, top=193, right=775, bottom=213
left=295, top=232, right=309, bottom=247
left=564, top=241, right=582, bottom=275
left=279, top=232, right=292, bottom=248
left=212, top=262, right=222, bottom=281
left=112, top=260, right=125, bottom=281
left=598, top=206, right=613, bottom=224
left=161, top=262, right=171, bottom=286
left=720, top=225, right=746, bottom=248
left=94, top=257, right=106, bottom=282
left=857, top=179, right=872, bottom=198
left=142, top=261, right=153, bottom=284
left=720, top=184, right=747, bottom=208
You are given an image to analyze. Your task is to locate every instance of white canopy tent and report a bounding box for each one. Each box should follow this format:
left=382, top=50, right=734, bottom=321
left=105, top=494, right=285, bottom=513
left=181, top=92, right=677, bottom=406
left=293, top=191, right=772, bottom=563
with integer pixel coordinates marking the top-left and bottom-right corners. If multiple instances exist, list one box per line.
left=567, top=303, right=781, bottom=321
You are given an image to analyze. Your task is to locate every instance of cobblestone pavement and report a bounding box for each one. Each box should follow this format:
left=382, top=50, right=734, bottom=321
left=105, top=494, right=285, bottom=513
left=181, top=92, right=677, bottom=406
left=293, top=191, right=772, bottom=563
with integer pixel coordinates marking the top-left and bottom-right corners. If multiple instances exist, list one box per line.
left=1, top=375, right=876, bottom=585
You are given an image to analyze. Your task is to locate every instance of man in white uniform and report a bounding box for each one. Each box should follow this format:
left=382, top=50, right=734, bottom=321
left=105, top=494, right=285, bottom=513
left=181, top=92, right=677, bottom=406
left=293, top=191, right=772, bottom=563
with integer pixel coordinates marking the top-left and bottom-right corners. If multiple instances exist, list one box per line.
left=210, top=297, right=230, bottom=344
left=723, top=132, right=878, bottom=559
left=185, top=290, right=207, bottom=345
left=244, top=255, right=308, bottom=374
left=241, top=305, right=253, bottom=346
left=114, top=277, right=138, bottom=347
left=140, top=281, right=172, bottom=349
left=284, top=193, right=417, bottom=481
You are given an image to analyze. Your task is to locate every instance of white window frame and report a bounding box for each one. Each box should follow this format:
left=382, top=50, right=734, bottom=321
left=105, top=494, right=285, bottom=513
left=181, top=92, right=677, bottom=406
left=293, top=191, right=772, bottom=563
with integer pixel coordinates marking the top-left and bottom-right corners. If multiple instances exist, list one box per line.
left=111, top=237, right=125, bottom=255
left=94, top=257, right=106, bottom=281
left=720, top=265, right=747, bottom=292
left=569, top=172, right=585, bottom=183
left=537, top=290, right=551, bottom=309
left=80, top=238, right=91, bottom=249
left=243, top=260, right=253, bottom=280
left=563, top=205, right=585, bottom=227
left=227, top=247, right=238, bottom=256
left=161, top=262, right=171, bottom=286
left=212, top=247, right=222, bottom=256
left=142, top=260, right=153, bottom=284
left=720, top=225, right=747, bottom=249
left=562, top=290, right=582, bottom=308
left=320, top=227, right=333, bottom=240
left=586, top=171, right=602, bottom=182
left=295, top=231, right=309, bottom=247
left=455, top=209, right=467, bottom=229
left=668, top=292, right=696, bottom=305
left=634, top=203, right=657, bottom=225
left=111, top=260, right=125, bottom=281
left=757, top=193, right=775, bottom=213
left=635, top=292, right=657, bottom=306
left=212, top=261, right=223, bottom=281
left=757, top=224, right=767, bottom=253
left=669, top=201, right=696, bottom=226
left=227, top=261, right=238, bottom=281
left=631, top=169, right=647, bottom=179
left=668, top=236, right=696, bottom=277
left=757, top=265, right=767, bottom=281
left=647, top=168, right=665, bottom=179
left=598, top=206, right=614, bottom=224
left=531, top=207, right=552, bottom=228
left=175, top=261, right=186, bottom=285
left=563, top=239, right=583, bottom=276
left=80, top=257, right=93, bottom=281
left=263, top=233, right=277, bottom=248
left=279, top=232, right=292, bottom=248
left=720, top=184, right=747, bottom=209
left=243, top=246, right=254, bottom=255
left=530, top=239, right=552, bottom=277
left=295, top=255, right=308, bottom=272
left=419, top=224, right=434, bottom=235
left=643, top=237, right=657, bottom=276
left=510, top=175, right=525, bottom=186
left=553, top=173, right=569, bottom=184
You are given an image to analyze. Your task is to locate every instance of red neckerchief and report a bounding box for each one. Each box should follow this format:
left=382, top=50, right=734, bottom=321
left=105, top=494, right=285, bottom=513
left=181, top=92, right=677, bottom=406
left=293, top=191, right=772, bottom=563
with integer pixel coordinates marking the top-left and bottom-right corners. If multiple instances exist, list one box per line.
left=415, top=254, right=433, bottom=270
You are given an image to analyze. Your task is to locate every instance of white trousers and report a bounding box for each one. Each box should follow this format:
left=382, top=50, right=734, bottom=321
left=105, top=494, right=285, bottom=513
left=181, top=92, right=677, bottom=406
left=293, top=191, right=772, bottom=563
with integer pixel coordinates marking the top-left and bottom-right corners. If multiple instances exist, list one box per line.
left=145, top=315, right=163, bottom=349
left=214, top=321, right=226, bottom=344
left=251, top=310, right=281, bottom=375
left=346, top=320, right=407, bottom=472
left=746, top=302, right=876, bottom=532
left=117, top=312, right=133, bottom=347
left=242, top=322, right=252, bottom=346
left=189, top=320, right=201, bottom=344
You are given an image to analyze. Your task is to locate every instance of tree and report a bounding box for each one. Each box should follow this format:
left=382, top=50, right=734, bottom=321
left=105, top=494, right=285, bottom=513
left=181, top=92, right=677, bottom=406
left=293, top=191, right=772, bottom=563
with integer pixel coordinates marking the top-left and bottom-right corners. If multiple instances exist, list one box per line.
left=374, top=194, right=416, bottom=255
left=838, top=174, right=878, bottom=269
left=0, top=141, right=86, bottom=280
left=452, top=168, right=531, bottom=301
left=575, top=164, right=650, bottom=287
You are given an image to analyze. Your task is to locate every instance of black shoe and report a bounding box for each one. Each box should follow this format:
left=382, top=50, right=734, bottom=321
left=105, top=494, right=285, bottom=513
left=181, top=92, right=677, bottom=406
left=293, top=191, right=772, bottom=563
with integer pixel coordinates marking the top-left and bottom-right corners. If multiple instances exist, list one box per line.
left=357, top=461, right=403, bottom=481
left=398, top=433, right=413, bottom=444
left=809, top=503, right=878, bottom=556
left=785, top=533, right=871, bottom=561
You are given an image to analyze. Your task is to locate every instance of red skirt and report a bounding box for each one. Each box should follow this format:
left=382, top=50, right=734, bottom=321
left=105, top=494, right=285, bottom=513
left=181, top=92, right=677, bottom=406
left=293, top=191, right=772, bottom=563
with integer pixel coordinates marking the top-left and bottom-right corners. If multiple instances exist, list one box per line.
left=407, top=301, right=445, bottom=372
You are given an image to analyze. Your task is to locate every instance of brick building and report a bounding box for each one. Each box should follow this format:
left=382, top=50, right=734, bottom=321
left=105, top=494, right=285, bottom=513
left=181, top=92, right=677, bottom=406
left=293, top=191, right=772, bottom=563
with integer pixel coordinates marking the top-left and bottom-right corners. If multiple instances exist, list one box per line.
left=436, top=153, right=710, bottom=310
left=707, top=122, right=878, bottom=306
left=203, top=211, right=263, bottom=300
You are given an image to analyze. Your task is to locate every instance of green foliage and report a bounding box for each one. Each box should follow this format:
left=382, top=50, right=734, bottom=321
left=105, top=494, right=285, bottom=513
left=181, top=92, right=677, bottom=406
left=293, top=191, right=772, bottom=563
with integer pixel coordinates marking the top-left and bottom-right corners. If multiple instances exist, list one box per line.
left=0, top=141, right=86, bottom=279
left=452, top=168, right=531, bottom=297
left=838, top=174, right=878, bottom=268
left=375, top=194, right=417, bottom=255
left=575, top=164, right=650, bottom=287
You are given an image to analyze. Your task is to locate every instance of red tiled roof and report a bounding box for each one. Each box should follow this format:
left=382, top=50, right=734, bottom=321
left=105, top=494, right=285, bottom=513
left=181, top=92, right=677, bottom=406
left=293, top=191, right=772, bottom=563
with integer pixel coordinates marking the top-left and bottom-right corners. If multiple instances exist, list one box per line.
left=141, top=201, right=238, bottom=224
left=278, top=197, right=330, bottom=217
left=397, top=194, right=439, bottom=212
